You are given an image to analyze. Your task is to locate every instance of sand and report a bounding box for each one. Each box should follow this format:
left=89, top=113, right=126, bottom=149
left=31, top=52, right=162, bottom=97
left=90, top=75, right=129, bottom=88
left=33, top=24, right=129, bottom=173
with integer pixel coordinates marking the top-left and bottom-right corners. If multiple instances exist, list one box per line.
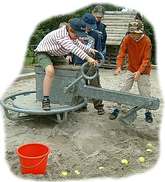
left=2, top=68, right=162, bottom=180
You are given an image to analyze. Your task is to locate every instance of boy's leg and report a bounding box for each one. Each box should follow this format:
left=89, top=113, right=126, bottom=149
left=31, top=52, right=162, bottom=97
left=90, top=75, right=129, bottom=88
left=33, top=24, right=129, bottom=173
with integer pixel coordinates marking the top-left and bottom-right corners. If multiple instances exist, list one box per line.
left=137, top=74, right=151, bottom=97
left=43, top=65, right=55, bottom=96
left=120, top=71, right=135, bottom=92
left=89, top=67, right=104, bottom=115
left=42, top=65, right=55, bottom=110
left=109, top=71, right=134, bottom=119
left=37, top=53, right=55, bottom=110
left=137, top=74, right=153, bottom=123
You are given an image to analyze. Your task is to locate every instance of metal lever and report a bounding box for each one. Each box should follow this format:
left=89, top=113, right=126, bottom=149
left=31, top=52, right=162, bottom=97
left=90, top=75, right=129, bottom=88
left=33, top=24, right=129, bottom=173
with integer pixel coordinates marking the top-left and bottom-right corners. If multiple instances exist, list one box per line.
left=64, top=75, right=83, bottom=93
left=64, top=52, right=105, bottom=93
left=118, top=104, right=146, bottom=125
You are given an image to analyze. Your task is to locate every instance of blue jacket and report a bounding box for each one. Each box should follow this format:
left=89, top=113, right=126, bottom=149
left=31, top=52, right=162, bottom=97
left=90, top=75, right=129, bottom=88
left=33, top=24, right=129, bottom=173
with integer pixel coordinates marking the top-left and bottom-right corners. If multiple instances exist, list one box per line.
left=96, top=21, right=107, bottom=51
left=72, top=35, right=95, bottom=65
left=88, top=30, right=102, bottom=52
left=73, top=30, right=103, bottom=64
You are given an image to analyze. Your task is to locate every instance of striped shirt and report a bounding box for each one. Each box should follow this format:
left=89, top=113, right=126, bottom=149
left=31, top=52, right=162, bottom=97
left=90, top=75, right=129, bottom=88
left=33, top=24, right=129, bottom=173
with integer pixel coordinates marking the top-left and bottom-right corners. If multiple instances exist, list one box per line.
left=35, top=26, right=91, bottom=60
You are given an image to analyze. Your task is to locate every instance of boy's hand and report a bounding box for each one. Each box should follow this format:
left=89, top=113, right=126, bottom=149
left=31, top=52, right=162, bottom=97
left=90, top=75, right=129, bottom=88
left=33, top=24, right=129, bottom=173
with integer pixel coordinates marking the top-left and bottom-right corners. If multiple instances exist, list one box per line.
left=90, top=48, right=98, bottom=56
left=134, top=71, right=141, bottom=81
left=87, top=57, right=98, bottom=66
left=65, top=55, right=72, bottom=64
left=114, top=67, right=121, bottom=75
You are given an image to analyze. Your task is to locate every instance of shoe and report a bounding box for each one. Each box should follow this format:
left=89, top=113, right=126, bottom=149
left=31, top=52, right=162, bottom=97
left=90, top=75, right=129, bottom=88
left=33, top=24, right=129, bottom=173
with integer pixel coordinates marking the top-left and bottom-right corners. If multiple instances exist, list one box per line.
left=97, top=108, right=105, bottom=115
left=42, top=98, right=51, bottom=111
left=109, top=108, right=119, bottom=120
left=145, top=112, right=153, bottom=123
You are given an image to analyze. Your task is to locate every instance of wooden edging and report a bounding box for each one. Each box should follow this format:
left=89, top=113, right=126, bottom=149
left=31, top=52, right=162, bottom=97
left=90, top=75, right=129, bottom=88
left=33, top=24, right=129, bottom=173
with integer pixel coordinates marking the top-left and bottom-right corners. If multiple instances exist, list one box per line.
left=16, top=72, right=35, bottom=81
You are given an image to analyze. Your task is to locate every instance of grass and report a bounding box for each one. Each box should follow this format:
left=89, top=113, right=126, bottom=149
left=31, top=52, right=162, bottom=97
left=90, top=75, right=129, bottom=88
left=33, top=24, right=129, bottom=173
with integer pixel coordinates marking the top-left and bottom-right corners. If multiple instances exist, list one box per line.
left=24, top=56, right=36, bottom=66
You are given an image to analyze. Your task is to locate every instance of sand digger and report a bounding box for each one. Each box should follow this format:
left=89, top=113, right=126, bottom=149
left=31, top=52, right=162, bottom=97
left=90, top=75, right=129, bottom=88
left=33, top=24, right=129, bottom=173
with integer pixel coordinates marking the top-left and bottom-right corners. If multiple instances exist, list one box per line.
left=0, top=52, right=160, bottom=125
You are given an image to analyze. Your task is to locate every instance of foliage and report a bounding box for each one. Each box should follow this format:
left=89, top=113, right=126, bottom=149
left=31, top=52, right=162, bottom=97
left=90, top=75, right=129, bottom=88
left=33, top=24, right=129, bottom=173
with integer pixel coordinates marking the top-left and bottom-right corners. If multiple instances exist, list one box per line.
left=143, top=18, right=156, bottom=64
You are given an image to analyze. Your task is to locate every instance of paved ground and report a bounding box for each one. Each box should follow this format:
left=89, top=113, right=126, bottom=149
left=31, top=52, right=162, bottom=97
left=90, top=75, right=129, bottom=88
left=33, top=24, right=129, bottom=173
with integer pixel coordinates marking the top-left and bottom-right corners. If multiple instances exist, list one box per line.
left=2, top=68, right=163, bottom=180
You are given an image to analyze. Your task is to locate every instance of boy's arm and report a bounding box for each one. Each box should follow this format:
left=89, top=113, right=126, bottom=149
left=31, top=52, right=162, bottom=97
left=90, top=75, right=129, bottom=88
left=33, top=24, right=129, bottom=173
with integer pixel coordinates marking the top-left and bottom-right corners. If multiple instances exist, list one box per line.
left=138, top=40, right=152, bottom=73
left=75, top=39, right=98, bottom=55
left=75, top=39, right=92, bottom=53
left=59, top=37, right=97, bottom=65
left=59, top=37, right=88, bottom=60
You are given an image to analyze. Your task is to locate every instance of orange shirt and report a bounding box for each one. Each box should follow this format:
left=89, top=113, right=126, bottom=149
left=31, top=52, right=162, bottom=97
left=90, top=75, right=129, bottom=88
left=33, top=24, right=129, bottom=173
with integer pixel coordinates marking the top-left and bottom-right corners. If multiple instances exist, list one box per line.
left=116, top=34, right=152, bottom=74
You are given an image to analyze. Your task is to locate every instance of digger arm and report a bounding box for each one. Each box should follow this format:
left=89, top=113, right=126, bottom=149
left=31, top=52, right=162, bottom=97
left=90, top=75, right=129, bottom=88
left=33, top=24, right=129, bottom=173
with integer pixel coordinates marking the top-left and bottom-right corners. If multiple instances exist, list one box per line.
left=77, top=85, right=160, bottom=110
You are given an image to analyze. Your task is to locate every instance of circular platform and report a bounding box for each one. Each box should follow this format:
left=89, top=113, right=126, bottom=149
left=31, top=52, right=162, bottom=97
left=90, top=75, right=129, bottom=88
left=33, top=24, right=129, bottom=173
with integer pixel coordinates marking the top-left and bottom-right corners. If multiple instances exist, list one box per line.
left=1, top=91, right=87, bottom=115
left=13, top=93, right=69, bottom=110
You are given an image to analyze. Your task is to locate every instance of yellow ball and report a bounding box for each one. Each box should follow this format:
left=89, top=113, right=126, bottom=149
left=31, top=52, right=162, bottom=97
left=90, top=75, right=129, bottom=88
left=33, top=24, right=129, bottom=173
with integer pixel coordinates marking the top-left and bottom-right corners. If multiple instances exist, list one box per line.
left=61, top=171, right=68, bottom=176
left=98, top=166, right=104, bottom=170
left=146, top=148, right=152, bottom=153
left=74, top=170, right=80, bottom=175
left=138, top=157, right=145, bottom=163
left=146, top=143, right=153, bottom=148
left=121, top=159, right=129, bottom=165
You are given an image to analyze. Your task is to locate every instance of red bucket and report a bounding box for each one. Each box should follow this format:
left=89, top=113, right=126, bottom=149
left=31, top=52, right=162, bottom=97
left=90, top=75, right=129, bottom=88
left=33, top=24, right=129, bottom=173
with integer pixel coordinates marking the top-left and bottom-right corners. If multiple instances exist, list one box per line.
left=16, top=143, right=51, bottom=175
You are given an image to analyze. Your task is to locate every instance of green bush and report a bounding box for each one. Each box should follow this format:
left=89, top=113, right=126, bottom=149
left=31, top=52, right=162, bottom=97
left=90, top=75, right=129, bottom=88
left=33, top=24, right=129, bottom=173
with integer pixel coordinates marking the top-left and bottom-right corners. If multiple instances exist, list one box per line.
left=143, top=18, right=156, bottom=64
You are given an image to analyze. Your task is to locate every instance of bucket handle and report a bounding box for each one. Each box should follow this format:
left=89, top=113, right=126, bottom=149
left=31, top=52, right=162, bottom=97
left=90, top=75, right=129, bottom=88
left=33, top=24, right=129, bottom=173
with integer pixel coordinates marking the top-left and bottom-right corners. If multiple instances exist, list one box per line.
left=20, top=153, right=49, bottom=169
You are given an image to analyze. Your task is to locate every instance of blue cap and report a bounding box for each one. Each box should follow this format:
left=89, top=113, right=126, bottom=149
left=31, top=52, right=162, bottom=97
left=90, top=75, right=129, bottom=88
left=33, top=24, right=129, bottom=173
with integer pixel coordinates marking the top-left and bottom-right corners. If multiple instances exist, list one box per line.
left=82, top=13, right=97, bottom=30
left=69, top=18, right=87, bottom=37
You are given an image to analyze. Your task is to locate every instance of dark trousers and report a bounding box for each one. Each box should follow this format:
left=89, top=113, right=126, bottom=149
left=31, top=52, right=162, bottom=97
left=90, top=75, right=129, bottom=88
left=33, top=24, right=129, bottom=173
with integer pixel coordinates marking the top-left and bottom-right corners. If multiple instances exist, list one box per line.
left=81, top=64, right=104, bottom=110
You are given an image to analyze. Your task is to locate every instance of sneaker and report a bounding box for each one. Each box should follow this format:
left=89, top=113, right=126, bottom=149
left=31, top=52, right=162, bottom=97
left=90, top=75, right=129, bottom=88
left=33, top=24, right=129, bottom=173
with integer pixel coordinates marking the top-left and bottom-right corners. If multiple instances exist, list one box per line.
left=97, top=108, right=105, bottom=115
left=145, top=112, right=153, bottom=123
left=109, top=108, right=120, bottom=120
left=42, top=98, right=51, bottom=111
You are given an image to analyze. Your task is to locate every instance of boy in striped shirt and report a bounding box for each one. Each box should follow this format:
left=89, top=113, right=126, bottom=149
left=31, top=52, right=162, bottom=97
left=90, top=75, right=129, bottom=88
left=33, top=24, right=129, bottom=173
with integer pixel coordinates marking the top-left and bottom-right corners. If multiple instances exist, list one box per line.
left=35, top=18, right=98, bottom=111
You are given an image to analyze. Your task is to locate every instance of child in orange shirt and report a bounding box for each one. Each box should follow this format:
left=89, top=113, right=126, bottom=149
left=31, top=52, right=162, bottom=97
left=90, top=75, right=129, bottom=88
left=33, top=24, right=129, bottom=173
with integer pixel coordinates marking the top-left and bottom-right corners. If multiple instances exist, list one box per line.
left=109, top=19, right=153, bottom=123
